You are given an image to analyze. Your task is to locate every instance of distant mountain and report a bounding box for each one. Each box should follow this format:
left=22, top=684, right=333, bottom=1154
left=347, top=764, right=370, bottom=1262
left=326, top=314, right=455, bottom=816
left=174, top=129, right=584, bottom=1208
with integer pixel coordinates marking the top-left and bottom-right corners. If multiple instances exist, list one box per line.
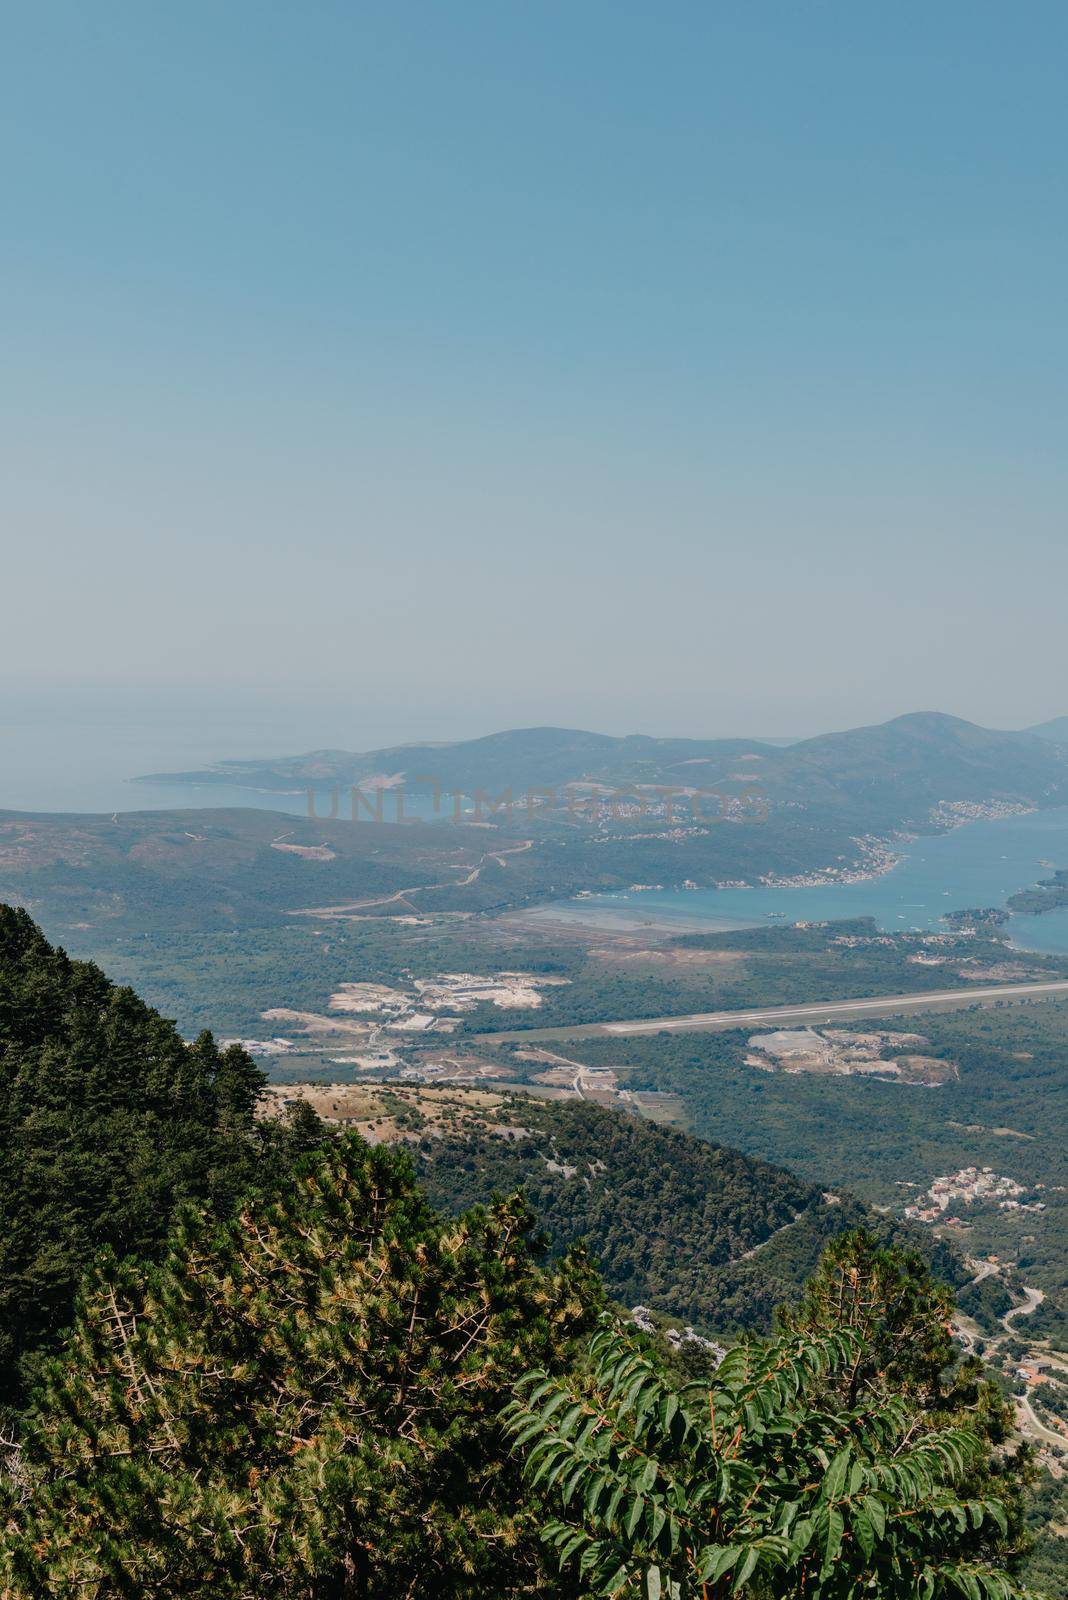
left=9, top=711, right=1068, bottom=960
left=141, top=711, right=1068, bottom=832
left=760, top=711, right=1068, bottom=827
left=138, top=726, right=772, bottom=796
left=1027, top=715, right=1068, bottom=744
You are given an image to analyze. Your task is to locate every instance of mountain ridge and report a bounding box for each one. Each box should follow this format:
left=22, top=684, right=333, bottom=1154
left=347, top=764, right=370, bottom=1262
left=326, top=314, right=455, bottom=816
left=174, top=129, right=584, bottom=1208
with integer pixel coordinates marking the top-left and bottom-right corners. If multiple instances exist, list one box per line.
left=1028, top=714, right=1068, bottom=743
left=138, top=710, right=1068, bottom=831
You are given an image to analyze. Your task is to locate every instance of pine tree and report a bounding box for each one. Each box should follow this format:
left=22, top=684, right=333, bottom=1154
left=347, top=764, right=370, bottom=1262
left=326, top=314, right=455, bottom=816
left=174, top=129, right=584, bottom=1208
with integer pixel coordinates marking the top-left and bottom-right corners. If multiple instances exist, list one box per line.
left=0, top=907, right=274, bottom=1406
left=0, top=1134, right=600, bottom=1598
left=776, top=1228, right=956, bottom=1403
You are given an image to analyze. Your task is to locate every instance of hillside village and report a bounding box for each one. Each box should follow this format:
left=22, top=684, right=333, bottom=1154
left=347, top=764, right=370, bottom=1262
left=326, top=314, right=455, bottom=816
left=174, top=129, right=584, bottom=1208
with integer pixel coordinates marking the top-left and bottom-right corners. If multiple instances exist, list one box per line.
left=903, top=1166, right=1058, bottom=1225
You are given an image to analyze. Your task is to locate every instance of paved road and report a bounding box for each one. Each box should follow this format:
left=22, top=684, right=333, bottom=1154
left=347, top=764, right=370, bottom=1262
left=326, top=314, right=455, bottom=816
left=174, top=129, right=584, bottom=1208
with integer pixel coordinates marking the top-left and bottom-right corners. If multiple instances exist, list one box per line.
left=480, top=978, right=1068, bottom=1042
left=1017, top=1391, right=1068, bottom=1453
left=1002, top=1284, right=1046, bottom=1330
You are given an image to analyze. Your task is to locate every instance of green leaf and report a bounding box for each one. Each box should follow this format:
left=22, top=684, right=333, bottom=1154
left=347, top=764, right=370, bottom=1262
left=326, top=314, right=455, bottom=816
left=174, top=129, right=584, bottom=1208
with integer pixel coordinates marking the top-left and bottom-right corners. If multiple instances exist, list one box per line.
left=790, top=1517, right=814, bottom=1554
left=584, top=1470, right=609, bottom=1518
left=557, top=1401, right=585, bottom=1436
left=561, top=1462, right=587, bottom=1507
left=822, top=1444, right=851, bottom=1502
left=734, top=1545, right=760, bottom=1588
left=605, top=1484, right=626, bottom=1528
left=851, top=1506, right=874, bottom=1559
left=699, top=1545, right=740, bottom=1583
left=862, top=1494, right=886, bottom=1540
left=984, top=1499, right=1009, bottom=1539
left=822, top=1506, right=844, bottom=1574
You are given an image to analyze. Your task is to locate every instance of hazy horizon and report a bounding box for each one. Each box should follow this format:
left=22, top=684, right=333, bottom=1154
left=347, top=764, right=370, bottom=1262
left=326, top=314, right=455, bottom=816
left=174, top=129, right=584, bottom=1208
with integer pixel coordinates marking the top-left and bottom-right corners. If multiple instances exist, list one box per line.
left=5, top=5, right=1068, bottom=740
left=2, top=682, right=1066, bottom=820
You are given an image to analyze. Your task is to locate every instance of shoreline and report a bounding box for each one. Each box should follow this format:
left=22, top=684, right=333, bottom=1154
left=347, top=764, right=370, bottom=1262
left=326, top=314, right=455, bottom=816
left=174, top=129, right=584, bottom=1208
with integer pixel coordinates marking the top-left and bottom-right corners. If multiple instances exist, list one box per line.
left=514, top=832, right=909, bottom=939
left=749, top=833, right=903, bottom=891
left=520, top=805, right=1068, bottom=942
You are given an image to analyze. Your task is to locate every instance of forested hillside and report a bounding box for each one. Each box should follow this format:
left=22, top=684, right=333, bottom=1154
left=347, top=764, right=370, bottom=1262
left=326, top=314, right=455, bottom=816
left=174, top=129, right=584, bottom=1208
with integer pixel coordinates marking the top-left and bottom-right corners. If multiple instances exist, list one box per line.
left=0, top=907, right=1055, bottom=1595
left=413, top=1097, right=964, bottom=1334
left=0, top=906, right=947, bottom=1399
left=0, top=905, right=316, bottom=1405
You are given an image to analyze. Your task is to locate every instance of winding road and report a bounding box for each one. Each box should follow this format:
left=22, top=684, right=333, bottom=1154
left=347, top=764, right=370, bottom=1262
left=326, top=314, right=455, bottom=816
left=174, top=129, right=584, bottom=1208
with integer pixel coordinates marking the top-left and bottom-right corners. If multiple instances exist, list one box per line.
left=289, top=839, right=534, bottom=918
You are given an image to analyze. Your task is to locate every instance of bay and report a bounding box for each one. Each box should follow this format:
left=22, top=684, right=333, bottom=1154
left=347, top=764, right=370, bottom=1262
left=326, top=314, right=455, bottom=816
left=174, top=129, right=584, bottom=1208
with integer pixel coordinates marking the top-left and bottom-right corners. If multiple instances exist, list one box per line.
left=544, top=807, right=1068, bottom=955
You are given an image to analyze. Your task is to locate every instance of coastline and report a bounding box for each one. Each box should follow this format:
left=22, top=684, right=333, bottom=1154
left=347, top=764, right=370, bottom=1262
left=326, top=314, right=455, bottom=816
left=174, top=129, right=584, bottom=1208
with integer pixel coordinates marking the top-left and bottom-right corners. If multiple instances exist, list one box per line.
left=750, top=832, right=903, bottom=890
left=524, top=803, right=1068, bottom=941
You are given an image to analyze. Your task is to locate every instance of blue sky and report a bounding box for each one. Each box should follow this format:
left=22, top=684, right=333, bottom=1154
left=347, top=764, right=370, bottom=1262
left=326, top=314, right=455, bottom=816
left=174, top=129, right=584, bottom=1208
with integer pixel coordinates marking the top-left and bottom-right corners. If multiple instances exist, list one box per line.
left=3, top=3, right=1067, bottom=740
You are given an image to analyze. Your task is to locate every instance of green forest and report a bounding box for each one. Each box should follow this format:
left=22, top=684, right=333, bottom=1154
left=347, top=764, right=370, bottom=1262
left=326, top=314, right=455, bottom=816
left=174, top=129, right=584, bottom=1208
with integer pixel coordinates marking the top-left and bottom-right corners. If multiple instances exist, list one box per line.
left=414, top=1097, right=965, bottom=1336
left=532, top=1000, right=1068, bottom=1351
left=0, top=906, right=1064, bottom=1595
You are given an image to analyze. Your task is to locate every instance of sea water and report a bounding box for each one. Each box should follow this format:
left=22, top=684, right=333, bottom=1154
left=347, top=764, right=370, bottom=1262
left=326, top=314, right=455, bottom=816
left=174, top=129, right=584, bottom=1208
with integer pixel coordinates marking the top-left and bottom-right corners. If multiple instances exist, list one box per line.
left=544, top=807, right=1068, bottom=956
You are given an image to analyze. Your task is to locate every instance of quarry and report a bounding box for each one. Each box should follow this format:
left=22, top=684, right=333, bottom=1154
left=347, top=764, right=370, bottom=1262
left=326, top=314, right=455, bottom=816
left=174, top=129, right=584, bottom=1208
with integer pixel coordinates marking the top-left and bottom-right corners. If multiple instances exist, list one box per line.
left=745, top=1027, right=958, bottom=1086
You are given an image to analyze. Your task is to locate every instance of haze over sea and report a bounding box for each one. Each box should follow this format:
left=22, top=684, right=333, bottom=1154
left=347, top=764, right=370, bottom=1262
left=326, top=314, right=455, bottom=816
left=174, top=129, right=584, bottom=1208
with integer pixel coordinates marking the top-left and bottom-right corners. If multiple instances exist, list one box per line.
left=0, top=691, right=471, bottom=817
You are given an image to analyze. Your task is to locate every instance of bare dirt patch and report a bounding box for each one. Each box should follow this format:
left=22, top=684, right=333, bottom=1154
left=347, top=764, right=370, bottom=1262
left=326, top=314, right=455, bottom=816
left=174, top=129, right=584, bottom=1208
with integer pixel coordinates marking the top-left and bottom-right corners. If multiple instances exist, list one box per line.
left=0, top=822, right=100, bottom=870
left=271, top=840, right=338, bottom=861
left=589, top=945, right=745, bottom=970
left=259, top=1082, right=520, bottom=1143
left=746, top=1027, right=958, bottom=1087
